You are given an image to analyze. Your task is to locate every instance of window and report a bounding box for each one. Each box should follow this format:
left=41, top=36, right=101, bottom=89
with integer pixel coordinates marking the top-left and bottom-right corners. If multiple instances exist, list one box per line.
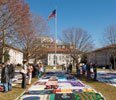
left=62, top=46, right=65, bottom=48
left=49, top=56, right=51, bottom=60
left=66, top=56, right=69, bottom=58
left=59, top=56, right=61, bottom=60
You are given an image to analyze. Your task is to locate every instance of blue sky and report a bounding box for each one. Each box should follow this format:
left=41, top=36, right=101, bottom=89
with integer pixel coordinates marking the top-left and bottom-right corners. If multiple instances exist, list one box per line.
left=27, top=0, right=116, bottom=49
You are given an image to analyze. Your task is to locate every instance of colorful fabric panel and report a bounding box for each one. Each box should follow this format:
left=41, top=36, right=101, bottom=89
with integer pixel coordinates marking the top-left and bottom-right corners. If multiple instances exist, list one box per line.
left=73, top=92, right=105, bottom=100
left=46, top=81, right=58, bottom=85
left=70, top=81, right=85, bottom=87
left=24, top=90, right=53, bottom=95
left=72, top=89, right=94, bottom=93
left=55, top=90, right=72, bottom=93
left=18, top=95, right=50, bottom=100
left=54, top=94, right=76, bottom=100
left=34, top=82, right=46, bottom=85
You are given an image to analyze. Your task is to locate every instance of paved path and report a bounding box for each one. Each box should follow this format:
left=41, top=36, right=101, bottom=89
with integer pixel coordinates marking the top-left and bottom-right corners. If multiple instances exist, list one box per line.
left=16, top=71, right=105, bottom=100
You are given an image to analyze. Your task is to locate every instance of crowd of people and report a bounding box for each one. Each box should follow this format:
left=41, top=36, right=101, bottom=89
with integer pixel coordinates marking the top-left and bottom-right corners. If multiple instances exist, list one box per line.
left=1, top=60, right=45, bottom=92
left=62, top=62, right=97, bottom=80
left=1, top=59, right=99, bottom=93
left=62, top=63, right=73, bottom=73
left=20, top=61, right=45, bottom=89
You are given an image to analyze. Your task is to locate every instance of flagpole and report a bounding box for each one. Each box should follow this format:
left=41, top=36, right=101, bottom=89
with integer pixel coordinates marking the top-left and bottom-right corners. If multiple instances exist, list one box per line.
left=54, top=8, right=57, bottom=69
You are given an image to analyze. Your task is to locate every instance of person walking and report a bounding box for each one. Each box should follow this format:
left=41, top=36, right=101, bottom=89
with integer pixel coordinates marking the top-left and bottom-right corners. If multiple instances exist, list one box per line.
left=28, top=64, right=33, bottom=85
left=21, top=61, right=28, bottom=89
left=6, top=60, right=14, bottom=91
left=1, top=63, right=9, bottom=92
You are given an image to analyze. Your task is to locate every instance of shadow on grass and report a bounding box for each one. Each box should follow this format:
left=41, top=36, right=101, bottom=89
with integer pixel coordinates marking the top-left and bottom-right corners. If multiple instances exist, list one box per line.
left=72, top=72, right=102, bottom=84
left=13, top=86, right=21, bottom=89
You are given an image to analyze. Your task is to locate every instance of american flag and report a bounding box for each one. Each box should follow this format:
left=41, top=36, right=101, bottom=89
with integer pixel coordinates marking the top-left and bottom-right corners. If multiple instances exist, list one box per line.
left=47, top=9, right=56, bottom=20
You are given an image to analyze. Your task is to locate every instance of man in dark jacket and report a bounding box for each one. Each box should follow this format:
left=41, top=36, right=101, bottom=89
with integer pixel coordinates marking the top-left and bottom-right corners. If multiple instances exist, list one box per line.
left=93, top=63, right=97, bottom=80
left=21, top=61, right=28, bottom=89
left=69, top=63, right=73, bottom=73
left=6, top=60, right=15, bottom=91
left=86, top=63, right=91, bottom=79
left=1, top=63, right=9, bottom=92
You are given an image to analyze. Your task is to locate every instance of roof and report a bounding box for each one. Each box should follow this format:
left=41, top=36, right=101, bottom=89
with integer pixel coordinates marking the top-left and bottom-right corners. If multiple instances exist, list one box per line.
left=0, top=44, right=23, bottom=53
left=91, top=44, right=116, bottom=53
left=5, top=44, right=23, bottom=53
left=42, top=43, right=71, bottom=46
left=47, top=48, right=70, bottom=53
left=46, top=48, right=80, bottom=54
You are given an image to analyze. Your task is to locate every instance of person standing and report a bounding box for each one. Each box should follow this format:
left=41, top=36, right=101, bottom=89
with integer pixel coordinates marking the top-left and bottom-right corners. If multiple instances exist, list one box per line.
left=64, top=64, right=66, bottom=72
left=86, top=63, right=91, bottom=79
left=6, top=60, right=14, bottom=91
left=109, top=63, right=112, bottom=71
left=93, top=63, right=97, bottom=80
left=76, top=63, right=81, bottom=77
left=82, top=63, right=87, bottom=76
left=21, top=61, right=28, bottom=89
left=1, top=63, right=9, bottom=92
left=69, top=63, right=73, bottom=73
left=28, top=64, right=33, bottom=85
left=66, top=63, right=69, bottom=73
left=38, top=63, right=41, bottom=78
left=62, top=64, right=65, bottom=71
left=43, top=64, right=46, bottom=73
left=40, top=63, right=44, bottom=75
left=35, top=64, right=39, bottom=78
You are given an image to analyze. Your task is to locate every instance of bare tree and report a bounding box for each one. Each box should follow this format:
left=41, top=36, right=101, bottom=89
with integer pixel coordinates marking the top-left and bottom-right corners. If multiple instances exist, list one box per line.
left=15, top=15, right=49, bottom=62
left=60, top=27, right=94, bottom=63
left=0, top=0, right=30, bottom=62
left=103, top=24, right=116, bottom=70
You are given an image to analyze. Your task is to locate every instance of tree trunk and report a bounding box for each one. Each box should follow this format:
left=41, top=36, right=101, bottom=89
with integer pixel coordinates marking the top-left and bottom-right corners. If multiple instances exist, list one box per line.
left=34, top=57, right=37, bottom=65
left=26, top=57, right=29, bottom=63
left=2, top=31, right=5, bottom=63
